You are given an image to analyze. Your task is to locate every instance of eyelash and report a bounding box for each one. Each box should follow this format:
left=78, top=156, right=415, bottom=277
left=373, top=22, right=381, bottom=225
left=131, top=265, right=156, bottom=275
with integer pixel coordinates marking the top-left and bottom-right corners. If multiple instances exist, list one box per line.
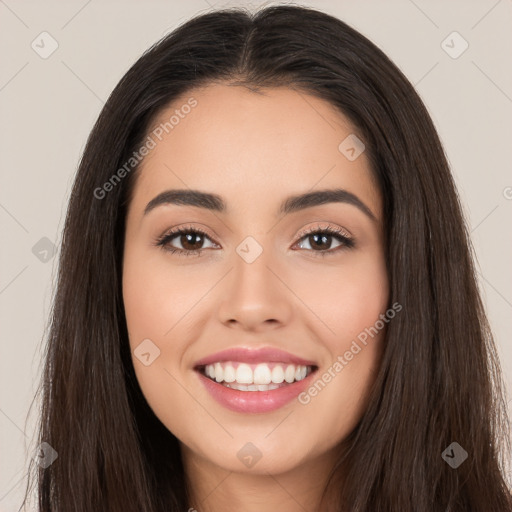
left=154, top=223, right=355, bottom=258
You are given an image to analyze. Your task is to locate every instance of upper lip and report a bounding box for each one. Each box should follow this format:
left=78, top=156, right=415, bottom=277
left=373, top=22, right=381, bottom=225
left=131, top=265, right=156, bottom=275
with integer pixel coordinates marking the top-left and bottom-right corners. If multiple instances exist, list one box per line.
left=194, top=347, right=318, bottom=368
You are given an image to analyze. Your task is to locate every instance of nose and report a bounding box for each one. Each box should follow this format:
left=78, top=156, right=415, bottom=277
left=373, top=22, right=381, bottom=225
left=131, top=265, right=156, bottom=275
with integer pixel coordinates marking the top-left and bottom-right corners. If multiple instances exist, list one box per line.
left=217, top=245, right=293, bottom=332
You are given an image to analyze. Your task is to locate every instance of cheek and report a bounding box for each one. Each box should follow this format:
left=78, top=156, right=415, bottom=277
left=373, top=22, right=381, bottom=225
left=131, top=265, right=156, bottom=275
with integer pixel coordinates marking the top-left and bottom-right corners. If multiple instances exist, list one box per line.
left=121, top=245, right=196, bottom=408
left=294, top=251, right=388, bottom=425
left=292, top=249, right=389, bottom=344
left=123, top=265, right=171, bottom=346
left=122, top=244, right=204, bottom=346
left=122, top=248, right=203, bottom=435
left=332, top=268, right=388, bottom=344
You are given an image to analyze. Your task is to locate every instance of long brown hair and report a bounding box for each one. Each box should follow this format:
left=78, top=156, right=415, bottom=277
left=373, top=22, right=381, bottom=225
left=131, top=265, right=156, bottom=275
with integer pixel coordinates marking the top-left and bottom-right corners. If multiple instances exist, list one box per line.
left=21, top=4, right=512, bottom=511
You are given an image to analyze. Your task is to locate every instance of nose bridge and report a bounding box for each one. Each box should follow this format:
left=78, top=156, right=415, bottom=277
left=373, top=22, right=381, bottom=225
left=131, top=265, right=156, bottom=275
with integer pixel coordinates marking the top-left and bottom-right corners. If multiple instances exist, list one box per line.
left=233, top=235, right=279, bottom=302
left=234, top=236, right=273, bottom=292
left=216, top=234, right=293, bottom=329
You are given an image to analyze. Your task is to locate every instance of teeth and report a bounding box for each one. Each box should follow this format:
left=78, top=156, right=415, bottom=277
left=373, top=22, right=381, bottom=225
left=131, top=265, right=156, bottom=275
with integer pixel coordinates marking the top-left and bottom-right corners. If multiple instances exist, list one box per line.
left=236, top=363, right=253, bottom=384
left=253, top=364, right=272, bottom=384
left=225, top=382, right=281, bottom=392
left=284, top=364, right=296, bottom=383
left=202, top=361, right=312, bottom=385
left=223, top=364, right=236, bottom=383
left=295, top=365, right=307, bottom=381
left=214, top=362, right=223, bottom=382
left=271, top=365, right=284, bottom=384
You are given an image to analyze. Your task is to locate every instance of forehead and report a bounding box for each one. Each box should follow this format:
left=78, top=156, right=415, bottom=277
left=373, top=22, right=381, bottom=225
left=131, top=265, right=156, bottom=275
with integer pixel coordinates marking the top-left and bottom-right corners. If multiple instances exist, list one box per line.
left=130, top=83, right=381, bottom=220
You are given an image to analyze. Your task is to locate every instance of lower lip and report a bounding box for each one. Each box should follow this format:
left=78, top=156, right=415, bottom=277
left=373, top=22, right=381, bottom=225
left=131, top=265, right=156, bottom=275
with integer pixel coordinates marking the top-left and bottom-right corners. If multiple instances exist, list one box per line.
left=195, top=369, right=317, bottom=413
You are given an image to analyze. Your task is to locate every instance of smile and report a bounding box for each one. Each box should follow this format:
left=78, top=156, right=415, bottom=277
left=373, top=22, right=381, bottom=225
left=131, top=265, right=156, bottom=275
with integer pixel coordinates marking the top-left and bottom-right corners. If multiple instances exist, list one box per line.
left=195, top=361, right=319, bottom=413
left=200, top=361, right=314, bottom=389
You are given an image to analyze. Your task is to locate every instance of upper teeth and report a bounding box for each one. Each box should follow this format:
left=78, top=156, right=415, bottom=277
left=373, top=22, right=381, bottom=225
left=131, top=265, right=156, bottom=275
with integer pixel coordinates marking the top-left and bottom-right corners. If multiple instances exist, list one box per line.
left=204, top=362, right=311, bottom=385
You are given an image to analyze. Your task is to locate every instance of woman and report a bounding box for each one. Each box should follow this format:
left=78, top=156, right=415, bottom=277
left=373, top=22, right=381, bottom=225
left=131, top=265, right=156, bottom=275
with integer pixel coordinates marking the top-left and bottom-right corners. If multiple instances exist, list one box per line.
left=21, top=4, right=512, bottom=511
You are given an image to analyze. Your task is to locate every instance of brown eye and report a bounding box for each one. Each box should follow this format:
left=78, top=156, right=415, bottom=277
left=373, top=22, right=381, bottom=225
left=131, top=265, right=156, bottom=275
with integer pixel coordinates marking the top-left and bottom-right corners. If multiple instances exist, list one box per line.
left=178, top=232, right=206, bottom=251
left=294, top=226, right=355, bottom=256
left=155, top=227, right=218, bottom=256
left=302, top=233, right=338, bottom=251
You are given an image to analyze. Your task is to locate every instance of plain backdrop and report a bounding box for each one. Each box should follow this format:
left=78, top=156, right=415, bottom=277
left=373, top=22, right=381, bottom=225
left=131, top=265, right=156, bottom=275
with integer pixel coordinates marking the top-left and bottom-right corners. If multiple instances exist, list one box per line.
left=1, top=0, right=511, bottom=508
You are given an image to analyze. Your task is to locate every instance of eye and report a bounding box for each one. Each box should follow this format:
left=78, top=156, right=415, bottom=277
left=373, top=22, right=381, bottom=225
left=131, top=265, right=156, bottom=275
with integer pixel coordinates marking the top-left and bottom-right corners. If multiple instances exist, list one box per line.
left=154, top=225, right=219, bottom=257
left=293, top=223, right=355, bottom=256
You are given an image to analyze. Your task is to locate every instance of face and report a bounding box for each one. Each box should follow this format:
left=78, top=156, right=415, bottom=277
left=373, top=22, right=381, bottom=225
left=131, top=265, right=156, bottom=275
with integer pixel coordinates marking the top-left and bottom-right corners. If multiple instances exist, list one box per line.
left=122, top=84, right=389, bottom=478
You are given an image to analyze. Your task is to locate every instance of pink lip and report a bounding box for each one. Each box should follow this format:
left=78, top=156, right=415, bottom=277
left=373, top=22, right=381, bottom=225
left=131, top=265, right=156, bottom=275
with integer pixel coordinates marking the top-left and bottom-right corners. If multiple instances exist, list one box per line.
left=196, top=369, right=317, bottom=413
left=193, top=346, right=317, bottom=368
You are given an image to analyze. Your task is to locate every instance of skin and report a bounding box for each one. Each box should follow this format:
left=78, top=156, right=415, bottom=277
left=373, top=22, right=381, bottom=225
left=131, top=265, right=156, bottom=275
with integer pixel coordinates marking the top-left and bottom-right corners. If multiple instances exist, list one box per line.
left=122, top=83, right=389, bottom=512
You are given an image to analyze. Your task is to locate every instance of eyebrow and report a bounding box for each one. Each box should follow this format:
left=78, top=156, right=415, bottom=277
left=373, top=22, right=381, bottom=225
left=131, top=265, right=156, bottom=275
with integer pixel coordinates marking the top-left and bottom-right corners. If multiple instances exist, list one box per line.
left=143, top=188, right=377, bottom=221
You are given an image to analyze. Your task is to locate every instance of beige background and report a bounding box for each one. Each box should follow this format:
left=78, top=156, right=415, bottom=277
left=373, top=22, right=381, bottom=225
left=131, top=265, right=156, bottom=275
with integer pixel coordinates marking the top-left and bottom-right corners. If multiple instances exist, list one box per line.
left=1, top=0, right=511, bottom=508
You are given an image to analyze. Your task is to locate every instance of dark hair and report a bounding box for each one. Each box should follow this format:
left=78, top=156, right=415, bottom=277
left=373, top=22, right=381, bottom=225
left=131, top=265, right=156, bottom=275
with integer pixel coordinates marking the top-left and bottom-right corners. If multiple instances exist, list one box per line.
left=21, top=4, right=512, bottom=511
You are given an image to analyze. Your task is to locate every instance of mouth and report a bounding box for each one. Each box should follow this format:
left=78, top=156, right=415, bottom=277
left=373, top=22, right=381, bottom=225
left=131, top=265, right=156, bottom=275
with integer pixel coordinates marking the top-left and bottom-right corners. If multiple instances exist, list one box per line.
left=194, top=361, right=319, bottom=413
left=195, top=361, right=318, bottom=391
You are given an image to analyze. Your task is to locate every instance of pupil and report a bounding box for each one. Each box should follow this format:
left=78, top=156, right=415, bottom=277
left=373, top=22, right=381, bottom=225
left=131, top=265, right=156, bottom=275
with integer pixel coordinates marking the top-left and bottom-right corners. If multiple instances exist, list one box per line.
left=182, top=233, right=202, bottom=250
left=310, top=234, right=330, bottom=250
